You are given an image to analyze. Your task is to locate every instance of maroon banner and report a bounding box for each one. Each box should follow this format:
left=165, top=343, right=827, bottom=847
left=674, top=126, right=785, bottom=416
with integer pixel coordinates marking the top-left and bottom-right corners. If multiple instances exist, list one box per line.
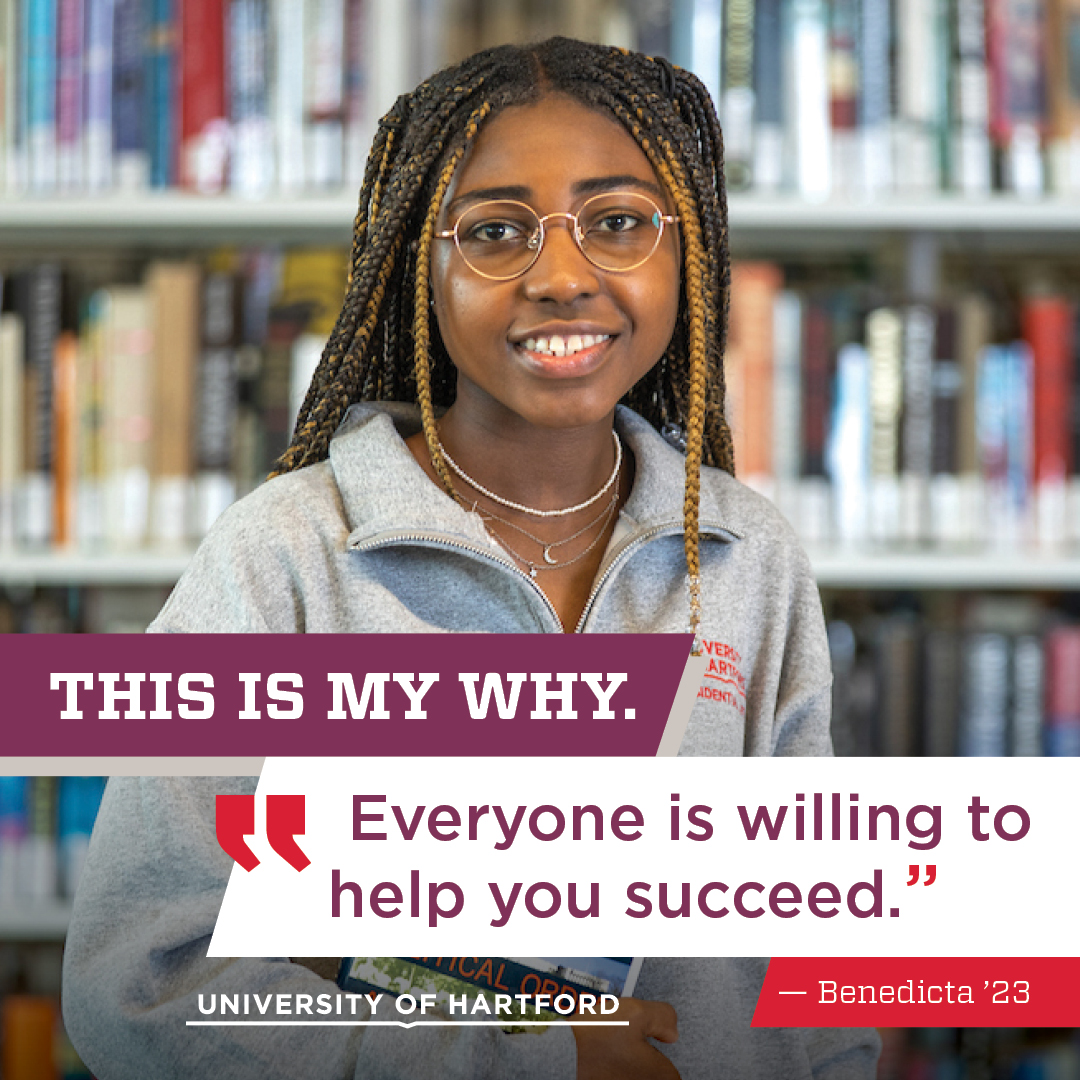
left=753, top=957, right=1080, bottom=1027
left=0, top=634, right=691, bottom=756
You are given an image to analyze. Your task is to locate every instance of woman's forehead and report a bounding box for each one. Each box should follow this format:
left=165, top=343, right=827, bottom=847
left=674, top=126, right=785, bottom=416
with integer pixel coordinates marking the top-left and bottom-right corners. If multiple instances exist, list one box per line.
left=442, top=95, right=667, bottom=210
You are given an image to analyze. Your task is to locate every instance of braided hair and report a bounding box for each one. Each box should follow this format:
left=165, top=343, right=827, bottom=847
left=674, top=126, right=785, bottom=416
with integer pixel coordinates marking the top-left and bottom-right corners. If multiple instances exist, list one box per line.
left=272, top=37, right=734, bottom=639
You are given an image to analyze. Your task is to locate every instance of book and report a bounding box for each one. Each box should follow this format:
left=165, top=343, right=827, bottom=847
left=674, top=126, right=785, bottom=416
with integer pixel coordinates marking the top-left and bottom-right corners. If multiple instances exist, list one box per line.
left=752, top=0, right=783, bottom=190
left=51, top=329, right=79, bottom=546
left=928, top=304, right=964, bottom=544
left=771, top=288, right=802, bottom=526
left=0, top=775, right=27, bottom=903
left=83, top=0, right=113, bottom=191
left=0, top=312, right=23, bottom=548
left=57, top=776, right=106, bottom=897
left=874, top=612, right=920, bottom=756
left=827, top=0, right=859, bottom=197
left=986, top=0, right=1047, bottom=196
left=865, top=306, right=902, bottom=543
left=857, top=0, right=892, bottom=195
left=339, top=955, right=641, bottom=1030
left=798, top=297, right=831, bottom=542
left=343, top=0, right=370, bottom=190
left=1011, top=633, right=1044, bottom=756
left=827, top=341, right=870, bottom=545
left=950, top=0, right=993, bottom=193
left=959, top=631, right=1010, bottom=756
left=180, top=0, right=227, bottom=193
left=1022, top=292, right=1074, bottom=548
left=722, top=0, right=755, bottom=190
left=25, top=0, right=58, bottom=192
left=305, top=0, right=345, bottom=190
left=273, top=0, right=306, bottom=194
left=785, top=0, right=831, bottom=199
left=147, top=261, right=201, bottom=545
left=55, top=0, right=84, bottom=190
left=229, top=0, right=273, bottom=196
left=899, top=305, right=935, bottom=542
left=1045, top=624, right=1080, bottom=755
left=145, top=0, right=174, bottom=188
left=923, top=626, right=961, bottom=756
left=111, top=0, right=147, bottom=189
left=894, top=0, right=947, bottom=194
left=1046, top=0, right=1080, bottom=194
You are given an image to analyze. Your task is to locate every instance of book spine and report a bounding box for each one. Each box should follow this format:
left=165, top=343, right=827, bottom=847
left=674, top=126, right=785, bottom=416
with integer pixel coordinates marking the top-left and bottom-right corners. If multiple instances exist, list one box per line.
left=866, top=306, right=902, bottom=542
left=1011, top=633, right=1044, bottom=756
left=899, top=304, right=935, bottom=541
left=826, top=341, right=870, bottom=544
left=771, top=289, right=802, bottom=524
left=194, top=270, right=238, bottom=534
left=83, top=0, right=114, bottom=191
left=688, top=0, right=723, bottom=111
left=273, top=0, right=306, bottom=193
left=76, top=290, right=107, bottom=547
left=56, top=0, right=84, bottom=190
left=26, top=0, right=58, bottom=191
left=18, top=265, right=62, bottom=546
left=0, top=314, right=23, bottom=549
left=1046, top=0, right=1080, bottom=193
left=722, top=0, right=755, bottom=190
left=894, top=0, right=946, bottom=193
left=369, top=0, right=407, bottom=121
left=951, top=0, right=992, bottom=193
left=928, top=304, right=963, bottom=543
left=180, top=0, right=227, bottom=192
left=21, top=776, right=57, bottom=900
left=304, top=0, right=345, bottom=190
left=229, top=0, right=273, bottom=196
left=1046, top=625, right=1080, bottom=754
left=752, top=0, right=783, bottom=189
left=57, top=775, right=105, bottom=897
left=986, top=0, right=1047, bottom=195
left=145, top=0, right=174, bottom=188
left=785, top=0, right=831, bottom=198
left=343, top=0, right=369, bottom=190
left=857, top=0, right=892, bottom=194
left=1023, top=293, right=1074, bottom=547
left=111, top=0, right=147, bottom=189
left=960, top=631, right=1010, bottom=756
left=828, top=0, right=859, bottom=197
left=52, top=329, right=79, bottom=546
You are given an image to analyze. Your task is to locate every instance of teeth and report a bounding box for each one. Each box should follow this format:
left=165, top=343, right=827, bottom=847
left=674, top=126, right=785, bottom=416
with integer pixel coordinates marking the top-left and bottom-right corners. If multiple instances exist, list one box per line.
left=523, top=333, right=610, bottom=357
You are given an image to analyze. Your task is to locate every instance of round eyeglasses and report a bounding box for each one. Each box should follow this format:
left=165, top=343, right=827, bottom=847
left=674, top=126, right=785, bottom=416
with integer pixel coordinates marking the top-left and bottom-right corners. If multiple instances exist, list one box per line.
left=435, top=191, right=679, bottom=281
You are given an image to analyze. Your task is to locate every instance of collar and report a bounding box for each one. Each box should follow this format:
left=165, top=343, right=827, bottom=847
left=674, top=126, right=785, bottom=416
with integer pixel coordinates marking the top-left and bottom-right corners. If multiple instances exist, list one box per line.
left=328, top=402, right=744, bottom=548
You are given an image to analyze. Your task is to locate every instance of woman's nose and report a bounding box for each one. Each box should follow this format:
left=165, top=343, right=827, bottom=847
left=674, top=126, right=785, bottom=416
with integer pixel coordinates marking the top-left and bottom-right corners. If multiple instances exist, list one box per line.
left=520, top=218, right=601, bottom=303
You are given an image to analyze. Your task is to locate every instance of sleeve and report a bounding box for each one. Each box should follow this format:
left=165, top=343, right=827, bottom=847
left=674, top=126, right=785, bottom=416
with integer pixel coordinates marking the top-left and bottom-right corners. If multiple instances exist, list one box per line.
left=802, top=1027, right=884, bottom=1079
left=770, top=542, right=834, bottom=758
left=61, top=776, right=578, bottom=1080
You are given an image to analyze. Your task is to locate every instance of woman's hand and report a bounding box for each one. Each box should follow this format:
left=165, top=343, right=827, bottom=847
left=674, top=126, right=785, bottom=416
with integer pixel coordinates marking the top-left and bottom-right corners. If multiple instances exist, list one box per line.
left=572, top=997, right=681, bottom=1079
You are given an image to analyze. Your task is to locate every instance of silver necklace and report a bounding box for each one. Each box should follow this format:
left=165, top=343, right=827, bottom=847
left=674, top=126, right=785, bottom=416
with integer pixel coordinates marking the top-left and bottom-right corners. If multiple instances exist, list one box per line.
left=462, top=490, right=618, bottom=569
left=481, top=491, right=619, bottom=577
left=437, top=430, right=622, bottom=518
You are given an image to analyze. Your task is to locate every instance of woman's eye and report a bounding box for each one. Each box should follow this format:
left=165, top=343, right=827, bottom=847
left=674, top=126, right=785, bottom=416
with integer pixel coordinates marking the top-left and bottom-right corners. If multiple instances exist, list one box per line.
left=594, top=213, right=643, bottom=233
left=468, top=221, right=526, bottom=243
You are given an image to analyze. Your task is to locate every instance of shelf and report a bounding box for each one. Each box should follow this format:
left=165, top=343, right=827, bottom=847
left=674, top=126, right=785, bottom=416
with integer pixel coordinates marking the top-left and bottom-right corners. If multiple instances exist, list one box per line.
left=0, top=550, right=194, bottom=587
left=1, top=193, right=1080, bottom=247
left=809, top=550, right=1080, bottom=590
left=0, top=901, right=73, bottom=941
left=5, top=547, right=1080, bottom=590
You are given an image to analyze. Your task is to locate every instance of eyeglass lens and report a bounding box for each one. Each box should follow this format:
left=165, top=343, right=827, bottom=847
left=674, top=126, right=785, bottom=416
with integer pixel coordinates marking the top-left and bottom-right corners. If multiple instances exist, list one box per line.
left=453, top=192, right=666, bottom=278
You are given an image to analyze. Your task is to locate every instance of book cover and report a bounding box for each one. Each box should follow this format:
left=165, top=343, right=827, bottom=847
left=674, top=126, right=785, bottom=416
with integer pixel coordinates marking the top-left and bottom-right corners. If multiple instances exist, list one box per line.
left=55, top=0, right=84, bottom=190
left=339, top=955, right=641, bottom=1030
left=180, top=0, right=227, bottom=192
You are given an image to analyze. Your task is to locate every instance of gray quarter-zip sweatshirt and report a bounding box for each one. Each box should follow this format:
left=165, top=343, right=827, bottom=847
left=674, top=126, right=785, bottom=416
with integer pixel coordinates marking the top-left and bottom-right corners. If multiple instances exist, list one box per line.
left=62, top=404, right=878, bottom=1079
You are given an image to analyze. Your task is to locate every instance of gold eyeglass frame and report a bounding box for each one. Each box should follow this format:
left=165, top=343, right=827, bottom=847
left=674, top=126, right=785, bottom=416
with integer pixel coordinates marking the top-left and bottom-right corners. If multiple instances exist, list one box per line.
left=434, top=191, right=680, bottom=281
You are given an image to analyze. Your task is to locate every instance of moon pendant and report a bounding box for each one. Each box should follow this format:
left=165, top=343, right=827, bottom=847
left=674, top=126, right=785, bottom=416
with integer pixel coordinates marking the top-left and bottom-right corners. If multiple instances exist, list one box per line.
left=543, top=545, right=558, bottom=565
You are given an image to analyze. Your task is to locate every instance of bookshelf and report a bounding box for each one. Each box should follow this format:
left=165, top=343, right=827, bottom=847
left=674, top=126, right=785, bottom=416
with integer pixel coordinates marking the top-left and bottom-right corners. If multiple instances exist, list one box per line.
left=0, top=902, right=73, bottom=942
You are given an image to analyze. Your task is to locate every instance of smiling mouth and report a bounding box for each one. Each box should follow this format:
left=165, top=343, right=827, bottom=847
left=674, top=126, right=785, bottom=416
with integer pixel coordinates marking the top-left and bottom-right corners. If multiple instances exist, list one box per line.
left=519, top=333, right=611, bottom=357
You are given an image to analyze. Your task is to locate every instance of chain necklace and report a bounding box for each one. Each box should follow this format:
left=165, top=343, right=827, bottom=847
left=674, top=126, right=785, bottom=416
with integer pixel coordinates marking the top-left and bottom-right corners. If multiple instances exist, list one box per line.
left=437, top=430, right=622, bottom=518
left=477, top=489, right=619, bottom=578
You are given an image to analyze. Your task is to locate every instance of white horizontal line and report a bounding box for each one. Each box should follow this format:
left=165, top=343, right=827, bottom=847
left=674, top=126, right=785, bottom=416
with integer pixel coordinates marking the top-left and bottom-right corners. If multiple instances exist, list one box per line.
left=778, top=991, right=808, bottom=995
left=186, top=1020, right=630, bottom=1028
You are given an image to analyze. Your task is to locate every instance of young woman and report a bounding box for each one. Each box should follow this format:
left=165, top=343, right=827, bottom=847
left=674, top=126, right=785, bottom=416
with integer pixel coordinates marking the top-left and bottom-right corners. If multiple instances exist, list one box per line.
left=62, top=38, right=878, bottom=1079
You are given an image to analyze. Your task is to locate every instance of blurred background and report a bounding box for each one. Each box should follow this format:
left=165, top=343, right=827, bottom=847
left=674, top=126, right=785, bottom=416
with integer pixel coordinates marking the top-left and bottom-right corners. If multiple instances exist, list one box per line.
left=1, top=0, right=1079, bottom=1076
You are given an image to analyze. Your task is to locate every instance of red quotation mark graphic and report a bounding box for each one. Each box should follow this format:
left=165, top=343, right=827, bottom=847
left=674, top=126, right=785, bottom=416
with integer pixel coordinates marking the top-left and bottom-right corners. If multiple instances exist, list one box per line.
left=907, top=864, right=937, bottom=886
left=216, top=794, right=311, bottom=872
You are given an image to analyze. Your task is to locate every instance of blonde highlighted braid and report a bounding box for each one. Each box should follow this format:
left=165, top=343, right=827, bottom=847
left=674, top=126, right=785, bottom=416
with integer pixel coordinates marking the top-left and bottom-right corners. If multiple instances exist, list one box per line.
left=271, top=39, right=734, bottom=644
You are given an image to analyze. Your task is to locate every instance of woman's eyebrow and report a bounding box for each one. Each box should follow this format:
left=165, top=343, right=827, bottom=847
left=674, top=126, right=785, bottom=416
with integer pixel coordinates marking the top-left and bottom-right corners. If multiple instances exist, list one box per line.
left=446, top=185, right=532, bottom=215
left=571, top=175, right=666, bottom=200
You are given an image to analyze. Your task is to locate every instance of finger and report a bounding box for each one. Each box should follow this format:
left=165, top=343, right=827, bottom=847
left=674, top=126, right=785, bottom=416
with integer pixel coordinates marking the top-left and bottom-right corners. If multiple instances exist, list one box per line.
left=635, top=999, right=678, bottom=1044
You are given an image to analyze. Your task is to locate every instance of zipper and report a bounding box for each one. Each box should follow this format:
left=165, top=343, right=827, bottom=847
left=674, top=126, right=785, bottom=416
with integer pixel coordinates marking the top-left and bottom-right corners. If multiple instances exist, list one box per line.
left=351, top=530, right=566, bottom=631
